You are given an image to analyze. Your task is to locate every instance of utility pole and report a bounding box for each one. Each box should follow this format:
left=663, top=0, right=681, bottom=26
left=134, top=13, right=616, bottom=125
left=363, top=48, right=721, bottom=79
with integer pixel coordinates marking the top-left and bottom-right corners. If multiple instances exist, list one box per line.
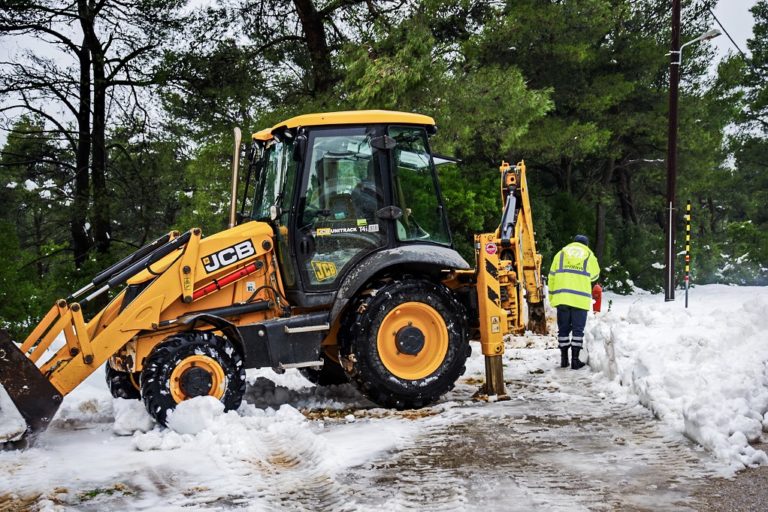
left=665, top=0, right=681, bottom=302
left=663, top=3, right=720, bottom=303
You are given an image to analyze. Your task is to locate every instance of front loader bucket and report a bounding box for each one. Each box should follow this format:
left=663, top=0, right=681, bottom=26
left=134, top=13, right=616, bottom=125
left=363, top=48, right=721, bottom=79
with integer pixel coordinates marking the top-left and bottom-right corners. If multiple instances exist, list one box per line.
left=0, top=330, right=62, bottom=447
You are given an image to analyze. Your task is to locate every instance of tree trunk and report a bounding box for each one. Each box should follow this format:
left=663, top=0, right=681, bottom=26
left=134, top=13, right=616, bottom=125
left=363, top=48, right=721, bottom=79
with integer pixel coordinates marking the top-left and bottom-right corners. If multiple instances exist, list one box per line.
left=91, top=51, right=111, bottom=256
left=595, top=200, right=607, bottom=262
left=293, top=0, right=335, bottom=94
left=72, top=35, right=92, bottom=269
left=81, top=0, right=111, bottom=257
left=595, top=157, right=616, bottom=262
left=616, top=166, right=638, bottom=224
left=560, top=156, right=572, bottom=194
left=33, top=210, right=44, bottom=278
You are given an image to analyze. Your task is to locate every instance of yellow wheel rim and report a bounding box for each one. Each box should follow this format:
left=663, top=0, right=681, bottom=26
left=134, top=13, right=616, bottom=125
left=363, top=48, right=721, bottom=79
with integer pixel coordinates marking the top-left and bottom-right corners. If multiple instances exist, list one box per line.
left=377, top=302, right=449, bottom=380
left=169, top=355, right=226, bottom=403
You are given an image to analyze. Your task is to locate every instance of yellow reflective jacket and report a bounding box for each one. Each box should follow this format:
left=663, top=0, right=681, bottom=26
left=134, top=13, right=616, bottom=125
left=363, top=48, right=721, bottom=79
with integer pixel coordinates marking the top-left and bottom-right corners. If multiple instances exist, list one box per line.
left=548, top=242, right=600, bottom=310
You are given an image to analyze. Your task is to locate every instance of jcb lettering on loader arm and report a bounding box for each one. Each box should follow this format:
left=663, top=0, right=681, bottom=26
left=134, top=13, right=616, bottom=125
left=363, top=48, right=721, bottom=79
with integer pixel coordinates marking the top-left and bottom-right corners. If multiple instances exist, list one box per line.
left=0, top=110, right=548, bottom=447
left=202, top=240, right=256, bottom=273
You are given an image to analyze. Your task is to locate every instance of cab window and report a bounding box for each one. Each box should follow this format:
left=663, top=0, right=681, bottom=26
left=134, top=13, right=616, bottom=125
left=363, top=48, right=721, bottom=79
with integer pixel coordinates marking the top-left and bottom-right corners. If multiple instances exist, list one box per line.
left=389, top=126, right=450, bottom=245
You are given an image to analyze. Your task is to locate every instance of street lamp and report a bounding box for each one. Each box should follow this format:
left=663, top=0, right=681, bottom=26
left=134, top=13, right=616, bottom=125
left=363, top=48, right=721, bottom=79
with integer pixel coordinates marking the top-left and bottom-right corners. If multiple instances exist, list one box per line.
left=669, top=29, right=723, bottom=65
left=664, top=1, right=721, bottom=302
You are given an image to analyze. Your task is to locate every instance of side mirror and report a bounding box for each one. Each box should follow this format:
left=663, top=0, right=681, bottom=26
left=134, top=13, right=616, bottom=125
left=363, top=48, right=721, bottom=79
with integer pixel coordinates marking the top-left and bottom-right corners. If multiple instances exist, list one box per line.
left=293, top=133, right=307, bottom=162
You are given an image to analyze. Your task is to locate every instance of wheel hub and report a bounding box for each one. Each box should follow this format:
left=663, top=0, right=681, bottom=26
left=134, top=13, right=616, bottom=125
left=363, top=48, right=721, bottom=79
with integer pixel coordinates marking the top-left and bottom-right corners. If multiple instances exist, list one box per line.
left=377, top=301, right=449, bottom=380
left=169, top=354, right=226, bottom=402
left=395, top=325, right=425, bottom=355
left=179, top=366, right=213, bottom=397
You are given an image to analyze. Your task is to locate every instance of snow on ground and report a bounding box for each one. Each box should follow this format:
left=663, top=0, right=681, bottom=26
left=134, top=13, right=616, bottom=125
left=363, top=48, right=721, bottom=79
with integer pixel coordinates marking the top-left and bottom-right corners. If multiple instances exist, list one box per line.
left=586, top=284, right=768, bottom=474
left=0, top=362, right=421, bottom=510
left=0, top=284, right=765, bottom=510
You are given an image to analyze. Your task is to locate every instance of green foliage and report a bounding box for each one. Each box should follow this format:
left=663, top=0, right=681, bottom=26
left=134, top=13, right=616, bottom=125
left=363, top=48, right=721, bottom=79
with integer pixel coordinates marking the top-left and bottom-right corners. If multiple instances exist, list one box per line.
left=602, top=224, right=665, bottom=294
left=540, top=192, right=595, bottom=262
left=342, top=17, right=442, bottom=111
left=160, top=39, right=269, bottom=140
left=173, top=134, right=237, bottom=235
left=0, top=222, right=37, bottom=336
left=0, top=0, right=765, bottom=336
left=107, top=127, right=189, bottom=243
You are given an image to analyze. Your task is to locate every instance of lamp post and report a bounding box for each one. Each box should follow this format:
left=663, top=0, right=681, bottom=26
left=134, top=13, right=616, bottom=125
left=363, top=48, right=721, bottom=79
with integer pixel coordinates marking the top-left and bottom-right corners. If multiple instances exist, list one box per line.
left=664, top=0, right=720, bottom=302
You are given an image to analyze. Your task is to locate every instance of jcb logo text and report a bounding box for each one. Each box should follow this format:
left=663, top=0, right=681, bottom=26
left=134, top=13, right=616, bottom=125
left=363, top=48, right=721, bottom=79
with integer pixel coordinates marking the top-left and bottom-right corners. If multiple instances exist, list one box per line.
left=202, top=240, right=256, bottom=273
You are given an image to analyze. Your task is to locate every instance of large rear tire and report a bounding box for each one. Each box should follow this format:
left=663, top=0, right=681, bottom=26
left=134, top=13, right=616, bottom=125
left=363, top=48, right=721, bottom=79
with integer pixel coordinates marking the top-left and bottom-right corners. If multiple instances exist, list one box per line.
left=339, top=278, right=470, bottom=409
left=140, top=331, right=246, bottom=426
left=105, top=365, right=141, bottom=400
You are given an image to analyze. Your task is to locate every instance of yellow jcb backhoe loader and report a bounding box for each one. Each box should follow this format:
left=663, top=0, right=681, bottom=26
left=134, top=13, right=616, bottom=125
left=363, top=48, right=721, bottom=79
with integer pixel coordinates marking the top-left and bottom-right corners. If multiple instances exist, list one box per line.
left=0, top=110, right=547, bottom=447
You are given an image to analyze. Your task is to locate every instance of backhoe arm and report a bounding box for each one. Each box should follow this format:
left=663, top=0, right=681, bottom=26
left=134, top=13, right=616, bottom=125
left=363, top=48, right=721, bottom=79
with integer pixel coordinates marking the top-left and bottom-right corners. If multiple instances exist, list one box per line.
left=474, top=161, right=547, bottom=397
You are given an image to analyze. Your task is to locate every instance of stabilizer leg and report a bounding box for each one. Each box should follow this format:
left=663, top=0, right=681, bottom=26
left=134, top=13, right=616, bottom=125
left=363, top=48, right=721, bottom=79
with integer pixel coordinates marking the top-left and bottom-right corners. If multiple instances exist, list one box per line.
left=484, top=355, right=507, bottom=397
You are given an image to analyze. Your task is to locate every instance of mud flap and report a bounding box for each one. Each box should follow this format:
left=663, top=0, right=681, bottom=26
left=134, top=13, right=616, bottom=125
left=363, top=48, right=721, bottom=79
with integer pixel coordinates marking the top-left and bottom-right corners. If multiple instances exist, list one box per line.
left=0, top=330, right=63, bottom=447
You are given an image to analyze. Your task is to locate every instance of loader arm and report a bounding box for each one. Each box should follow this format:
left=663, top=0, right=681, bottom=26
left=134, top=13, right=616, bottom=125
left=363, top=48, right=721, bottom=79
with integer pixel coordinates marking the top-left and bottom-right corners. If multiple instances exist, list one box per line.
left=0, top=230, right=193, bottom=442
left=0, top=222, right=277, bottom=443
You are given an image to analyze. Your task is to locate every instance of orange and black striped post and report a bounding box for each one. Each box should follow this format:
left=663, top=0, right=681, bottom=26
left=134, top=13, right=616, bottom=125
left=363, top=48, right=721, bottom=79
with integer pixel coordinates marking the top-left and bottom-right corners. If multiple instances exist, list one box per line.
left=684, top=200, right=691, bottom=308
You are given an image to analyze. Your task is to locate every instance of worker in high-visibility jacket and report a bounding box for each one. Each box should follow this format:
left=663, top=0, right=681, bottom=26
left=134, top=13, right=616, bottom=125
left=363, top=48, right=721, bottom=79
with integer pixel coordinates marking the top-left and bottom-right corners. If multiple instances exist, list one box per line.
left=548, top=234, right=600, bottom=369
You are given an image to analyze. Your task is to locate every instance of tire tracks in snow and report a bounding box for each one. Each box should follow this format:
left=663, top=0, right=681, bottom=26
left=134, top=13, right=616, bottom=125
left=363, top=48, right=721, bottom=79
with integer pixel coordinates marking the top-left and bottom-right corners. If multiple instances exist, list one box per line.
left=246, top=430, right=356, bottom=512
left=337, top=353, right=717, bottom=512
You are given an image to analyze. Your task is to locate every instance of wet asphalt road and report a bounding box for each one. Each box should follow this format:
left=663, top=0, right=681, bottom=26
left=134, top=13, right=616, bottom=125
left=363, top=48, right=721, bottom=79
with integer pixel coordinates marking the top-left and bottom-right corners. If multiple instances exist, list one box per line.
left=335, top=350, right=765, bottom=512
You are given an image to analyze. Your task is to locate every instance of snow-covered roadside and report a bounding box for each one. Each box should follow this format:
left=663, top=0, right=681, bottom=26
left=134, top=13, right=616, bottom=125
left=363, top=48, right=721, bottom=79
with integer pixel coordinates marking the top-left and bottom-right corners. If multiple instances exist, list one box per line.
left=585, top=284, right=768, bottom=474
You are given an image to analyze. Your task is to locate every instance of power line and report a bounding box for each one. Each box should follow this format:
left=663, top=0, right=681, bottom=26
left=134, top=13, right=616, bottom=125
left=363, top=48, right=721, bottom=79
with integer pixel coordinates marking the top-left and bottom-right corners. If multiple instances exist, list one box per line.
left=708, top=7, right=748, bottom=60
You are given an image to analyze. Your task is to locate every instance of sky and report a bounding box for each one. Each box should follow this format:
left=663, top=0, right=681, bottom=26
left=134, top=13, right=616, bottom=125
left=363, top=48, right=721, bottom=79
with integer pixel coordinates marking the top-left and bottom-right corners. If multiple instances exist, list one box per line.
left=712, top=0, right=758, bottom=58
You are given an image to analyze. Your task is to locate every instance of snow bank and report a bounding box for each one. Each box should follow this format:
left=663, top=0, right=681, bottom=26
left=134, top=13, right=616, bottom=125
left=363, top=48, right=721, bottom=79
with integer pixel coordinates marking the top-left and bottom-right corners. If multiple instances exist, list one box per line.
left=126, top=375, right=411, bottom=473
left=129, top=400, right=389, bottom=479
left=166, top=395, right=224, bottom=434
left=586, top=285, right=768, bottom=473
left=0, top=386, right=26, bottom=441
left=113, top=398, right=154, bottom=435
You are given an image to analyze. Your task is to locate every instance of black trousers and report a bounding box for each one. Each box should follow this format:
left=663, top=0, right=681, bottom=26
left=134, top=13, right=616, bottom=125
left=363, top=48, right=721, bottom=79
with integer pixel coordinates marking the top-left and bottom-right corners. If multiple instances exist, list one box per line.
left=556, top=305, right=588, bottom=349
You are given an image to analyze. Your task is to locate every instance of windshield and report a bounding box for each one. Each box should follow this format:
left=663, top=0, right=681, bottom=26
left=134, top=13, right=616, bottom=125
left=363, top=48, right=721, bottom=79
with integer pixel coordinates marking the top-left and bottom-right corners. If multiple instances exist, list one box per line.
left=252, top=140, right=295, bottom=221
left=302, top=131, right=375, bottom=226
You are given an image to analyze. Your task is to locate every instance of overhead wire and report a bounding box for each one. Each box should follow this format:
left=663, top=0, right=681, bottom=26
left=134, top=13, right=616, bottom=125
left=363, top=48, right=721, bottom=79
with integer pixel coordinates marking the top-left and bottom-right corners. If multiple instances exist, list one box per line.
left=708, top=8, right=748, bottom=60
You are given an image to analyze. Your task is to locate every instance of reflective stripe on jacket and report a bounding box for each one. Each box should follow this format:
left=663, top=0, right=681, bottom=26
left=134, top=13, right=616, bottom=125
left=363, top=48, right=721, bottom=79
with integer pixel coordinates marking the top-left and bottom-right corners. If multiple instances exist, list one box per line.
left=548, top=242, right=600, bottom=310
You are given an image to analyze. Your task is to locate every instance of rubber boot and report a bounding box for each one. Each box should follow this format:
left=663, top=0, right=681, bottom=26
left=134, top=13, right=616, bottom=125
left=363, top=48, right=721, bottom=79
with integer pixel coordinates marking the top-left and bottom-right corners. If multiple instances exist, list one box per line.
left=559, top=348, right=569, bottom=368
left=571, top=347, right=585, bottom=370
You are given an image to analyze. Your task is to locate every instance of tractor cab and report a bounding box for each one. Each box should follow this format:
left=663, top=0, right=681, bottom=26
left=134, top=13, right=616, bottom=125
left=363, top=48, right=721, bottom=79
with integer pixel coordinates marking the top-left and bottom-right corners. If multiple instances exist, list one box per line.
left=244, top=111, right=454, bottom=307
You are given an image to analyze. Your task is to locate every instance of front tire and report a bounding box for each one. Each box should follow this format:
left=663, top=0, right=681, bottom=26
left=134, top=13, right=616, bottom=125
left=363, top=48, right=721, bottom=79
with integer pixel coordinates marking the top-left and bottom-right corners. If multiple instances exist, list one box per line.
left=339, top=278, right=470, bottom=409
left=105, top=365, right=141, bottom=400
left=140, top=331, right=246, bottom=426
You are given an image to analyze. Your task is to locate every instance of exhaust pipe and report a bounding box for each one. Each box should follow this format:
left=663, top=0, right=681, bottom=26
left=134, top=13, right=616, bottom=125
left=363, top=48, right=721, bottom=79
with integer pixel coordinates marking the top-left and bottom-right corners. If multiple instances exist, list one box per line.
left=229, top=127, right=242, bottom=229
